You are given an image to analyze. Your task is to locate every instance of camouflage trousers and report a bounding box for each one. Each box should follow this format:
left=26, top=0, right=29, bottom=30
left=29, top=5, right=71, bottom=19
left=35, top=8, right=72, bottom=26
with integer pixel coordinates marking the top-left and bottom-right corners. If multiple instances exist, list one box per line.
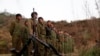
left=56, top=42, right=64, bottom=54
left=22, top=37, right=28, bottom=56
left=12, top=36, right=22, bottom=56
left=28, top=40, right=39, bottom=56
left=38, top=35, right=46, bottom=56
left=46, top=38, right=57, bottom=56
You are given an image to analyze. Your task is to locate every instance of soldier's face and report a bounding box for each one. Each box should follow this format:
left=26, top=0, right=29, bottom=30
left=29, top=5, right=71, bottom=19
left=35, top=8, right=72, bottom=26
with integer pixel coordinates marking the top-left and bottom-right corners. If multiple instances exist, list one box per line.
left=39, top=19, right=44, bottom=23
left=33, top=14, right=38, bottom=19
left=47, top=22, right=51, bottom=26
left=16, top=16, right=22, bottom=20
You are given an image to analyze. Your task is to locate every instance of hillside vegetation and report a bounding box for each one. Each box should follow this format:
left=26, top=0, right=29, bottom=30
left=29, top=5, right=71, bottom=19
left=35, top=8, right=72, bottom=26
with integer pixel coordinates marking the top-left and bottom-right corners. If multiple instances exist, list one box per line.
left=0, top=12, right=100, bottom=56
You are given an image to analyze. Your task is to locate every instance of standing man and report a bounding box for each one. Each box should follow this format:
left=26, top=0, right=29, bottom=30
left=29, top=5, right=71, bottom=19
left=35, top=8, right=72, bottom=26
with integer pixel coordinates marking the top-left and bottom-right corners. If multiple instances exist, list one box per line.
left=21, top=20, right=29, bottom=56
left=46, top=21, right=57, bottom=44
left=37, top=17, right=46, bottom=56
left=27, top=11, right=38, bottom=56
left=37, top=17, right=46, bottom=42
left=57, top=30, right=65, bottom=55
left=46, top=21, right=57, bottom=56
left=27, top=12, right=38, bottom=35
left=9, top=14, right=23, bottom=56
left=64, top=32, right=74, bottom=54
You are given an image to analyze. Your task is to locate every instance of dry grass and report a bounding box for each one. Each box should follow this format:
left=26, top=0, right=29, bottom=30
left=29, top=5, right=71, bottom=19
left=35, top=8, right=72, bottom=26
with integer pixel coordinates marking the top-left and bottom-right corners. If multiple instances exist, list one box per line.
left=0, top=12, right=100, bottom=56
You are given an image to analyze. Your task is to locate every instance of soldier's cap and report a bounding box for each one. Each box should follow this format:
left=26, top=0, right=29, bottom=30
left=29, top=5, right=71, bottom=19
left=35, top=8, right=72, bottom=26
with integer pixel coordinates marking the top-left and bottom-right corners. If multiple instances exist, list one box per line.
left=16, top=14, right=22, bottom=17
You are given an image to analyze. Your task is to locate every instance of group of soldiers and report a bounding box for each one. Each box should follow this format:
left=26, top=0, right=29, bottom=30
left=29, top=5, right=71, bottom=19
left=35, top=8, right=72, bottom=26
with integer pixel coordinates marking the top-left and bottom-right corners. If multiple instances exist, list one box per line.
left=9, top=11, right=74, bottom=56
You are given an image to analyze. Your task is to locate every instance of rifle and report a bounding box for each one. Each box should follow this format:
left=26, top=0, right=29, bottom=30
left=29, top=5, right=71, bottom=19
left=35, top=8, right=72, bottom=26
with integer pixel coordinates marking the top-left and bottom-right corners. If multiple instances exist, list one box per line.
left=11, top=35, right=62, bottom=56
left=10, top=8, right=61, bottom=56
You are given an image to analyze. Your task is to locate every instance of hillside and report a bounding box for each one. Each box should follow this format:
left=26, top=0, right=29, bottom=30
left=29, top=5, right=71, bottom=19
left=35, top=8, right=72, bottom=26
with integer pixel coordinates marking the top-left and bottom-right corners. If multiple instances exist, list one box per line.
left=0, top=12, right=100, bottom=56
left=55, top=18, right=100, bottom=47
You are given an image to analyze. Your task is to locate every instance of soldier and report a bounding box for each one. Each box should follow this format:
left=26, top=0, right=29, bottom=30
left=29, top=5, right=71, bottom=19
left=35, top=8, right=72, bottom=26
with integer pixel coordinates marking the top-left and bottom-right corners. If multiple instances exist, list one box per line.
left=63, top=31, right=68, bottom=55
left=57, top=30, right=65, bottom=55
left=63, top=31, right=74, bottom=54
left=45, top=21, right=52, bottom=56
left=37, top=17, right=46, bottom=41
left=27, top=12, right=38, bottom=35
left=46, top=21, right=57, bottom=56
left=21, top=20, right=29, bottom=56
left=9, top=14, right=23, bottom=56
left=37, top=17, right=46, bottom=56
left=27, top=12, right=38, bottom=56
left=50, top=23, right=57, bottom=47
left=46, top=21, right=57, bottom=44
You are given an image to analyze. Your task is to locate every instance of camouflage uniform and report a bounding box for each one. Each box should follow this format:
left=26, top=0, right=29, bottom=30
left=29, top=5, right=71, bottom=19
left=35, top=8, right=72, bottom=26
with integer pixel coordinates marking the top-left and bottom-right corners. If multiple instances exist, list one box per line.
left=63, top=34, right=74, bottom=54
left=21, top=24, right=29, bottom=56
left=37, top=23, right=46, bottom=41
left=37, top=22, right=46, bottom=56
left=10, top=20, right=23, bottom=56
left=27, top=19, right=37, bottom=35
left=63, top=34, right=68, bottom=54
left=46, top=26, right=57, bottom=56
left=27, top=19, right=38, bottom=56
left=57, top=32, right=65, bottom=54
left=46, top=27, right=57, bottom=45
left=50, top=28, right=57, bottom=48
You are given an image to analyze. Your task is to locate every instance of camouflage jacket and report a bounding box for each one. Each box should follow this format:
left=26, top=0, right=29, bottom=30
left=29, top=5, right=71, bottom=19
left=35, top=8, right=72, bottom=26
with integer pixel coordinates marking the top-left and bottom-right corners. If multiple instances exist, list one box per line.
left=27, top=19, right=37, bottom=35
left=10, top=20, right=24, bottom=37
left=37, top=23, right=46, bottom=37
